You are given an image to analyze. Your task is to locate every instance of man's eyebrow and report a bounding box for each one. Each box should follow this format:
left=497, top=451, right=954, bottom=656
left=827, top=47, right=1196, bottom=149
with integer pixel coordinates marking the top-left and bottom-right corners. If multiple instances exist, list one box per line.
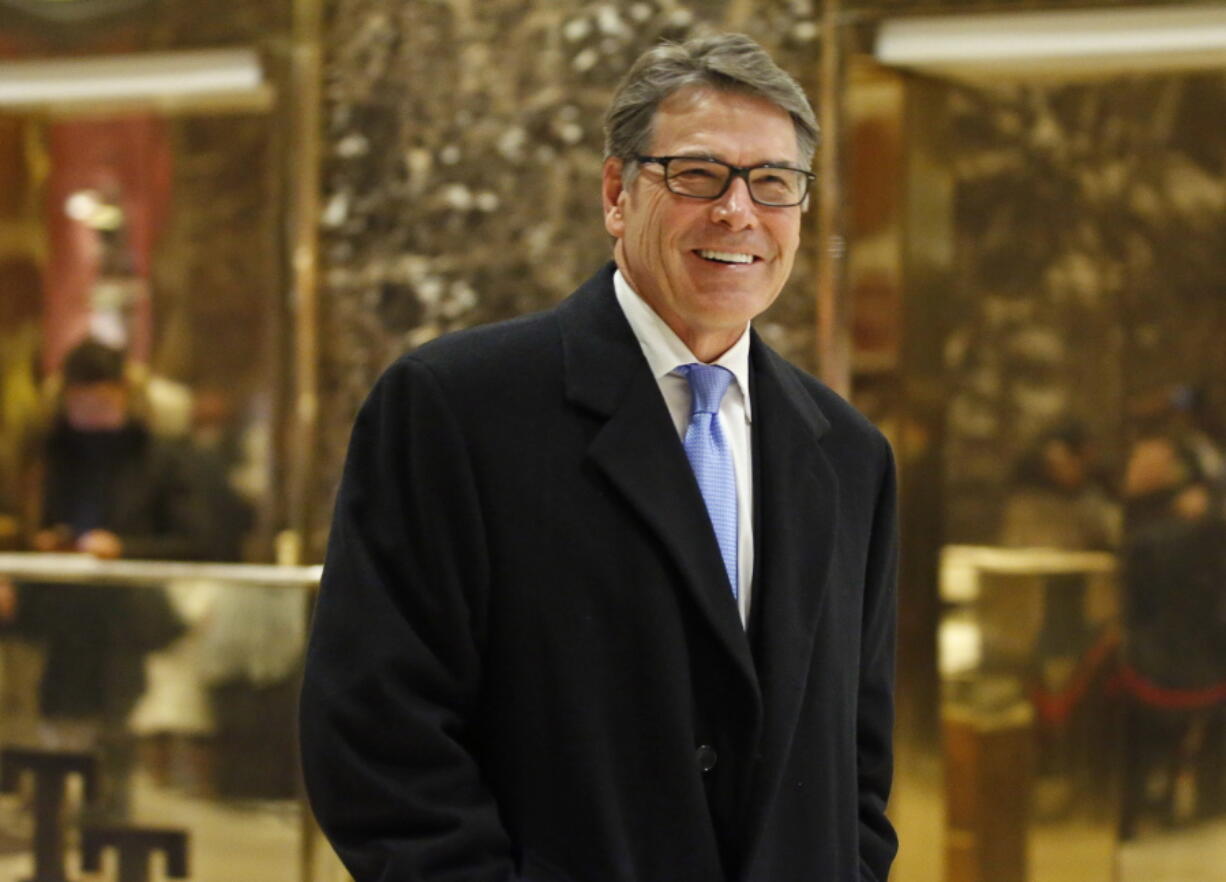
left=668, top=151, right=805, bottom=169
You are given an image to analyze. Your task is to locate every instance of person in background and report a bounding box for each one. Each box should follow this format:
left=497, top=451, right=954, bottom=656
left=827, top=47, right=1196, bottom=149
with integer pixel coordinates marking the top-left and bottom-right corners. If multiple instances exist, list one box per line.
left=0, top=338, right=223, bottom=818
left=1119, top=432, right=1226, bottom=837
left=997, top=420, right=1120, bottom=659
left=999, top=420, right=1119, bottom=552
left=30, top=339, right=221, bottom=560
left=1131, top=384, right=1226, bottom=518
left=997, top=421, right=1122, bottom=812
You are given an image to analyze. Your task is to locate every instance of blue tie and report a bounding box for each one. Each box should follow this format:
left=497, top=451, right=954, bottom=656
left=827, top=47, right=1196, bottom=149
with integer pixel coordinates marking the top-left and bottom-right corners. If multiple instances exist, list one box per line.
left=678, top=363, right=738, bottom=599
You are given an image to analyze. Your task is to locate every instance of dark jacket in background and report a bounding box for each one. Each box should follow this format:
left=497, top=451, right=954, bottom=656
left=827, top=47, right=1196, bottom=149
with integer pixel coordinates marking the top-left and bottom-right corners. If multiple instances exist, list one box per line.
left=1123, top=510, right=1226, bottom=692
left=15, top=418, right=229, bottom=721
left=40, top=418, right=234, bottom=561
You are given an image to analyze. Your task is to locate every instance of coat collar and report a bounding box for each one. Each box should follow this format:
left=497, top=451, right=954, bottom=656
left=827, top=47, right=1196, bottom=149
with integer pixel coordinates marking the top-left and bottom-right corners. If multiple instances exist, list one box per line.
left=558, top=264, right=759, bottom=700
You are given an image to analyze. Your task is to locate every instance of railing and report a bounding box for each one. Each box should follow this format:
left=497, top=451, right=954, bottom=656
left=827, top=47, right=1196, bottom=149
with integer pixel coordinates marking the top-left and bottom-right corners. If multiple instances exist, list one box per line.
left=0, top=553, right=322, bottom=590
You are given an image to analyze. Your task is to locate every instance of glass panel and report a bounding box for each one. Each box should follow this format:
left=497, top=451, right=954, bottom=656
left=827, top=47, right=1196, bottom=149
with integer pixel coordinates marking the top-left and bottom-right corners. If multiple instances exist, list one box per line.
left=0, top=557, right=322, bottom=881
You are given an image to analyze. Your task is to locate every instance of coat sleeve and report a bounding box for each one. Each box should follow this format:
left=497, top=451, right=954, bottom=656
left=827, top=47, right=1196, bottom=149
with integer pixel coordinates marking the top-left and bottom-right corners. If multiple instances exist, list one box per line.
left=299, top=356, right=521, bottom=882
left=857, top=440, right=900, bottom=882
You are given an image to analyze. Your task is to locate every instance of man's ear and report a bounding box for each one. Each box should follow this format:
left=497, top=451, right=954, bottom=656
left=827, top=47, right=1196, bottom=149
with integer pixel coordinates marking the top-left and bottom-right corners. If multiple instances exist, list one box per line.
left=602, top=157, right=627, bottom=238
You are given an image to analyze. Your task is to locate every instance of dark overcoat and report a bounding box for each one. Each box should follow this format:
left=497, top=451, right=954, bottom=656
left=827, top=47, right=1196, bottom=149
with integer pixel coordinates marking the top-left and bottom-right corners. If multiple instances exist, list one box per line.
left=300, top=264, right=899, bottom=882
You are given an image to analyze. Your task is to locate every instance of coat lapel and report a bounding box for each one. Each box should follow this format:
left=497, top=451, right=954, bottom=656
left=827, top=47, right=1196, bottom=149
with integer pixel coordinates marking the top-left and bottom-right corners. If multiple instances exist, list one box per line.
left=741, top=336, right=839, bottom=866
left=556, top=266, right=840, bottom=868
left=556, top=265, right=760, bottom=699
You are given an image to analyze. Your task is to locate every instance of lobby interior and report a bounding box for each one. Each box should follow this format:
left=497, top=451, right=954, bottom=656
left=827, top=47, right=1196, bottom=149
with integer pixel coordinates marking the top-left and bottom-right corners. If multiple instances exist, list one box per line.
left=1, top=1, right=1224, bottom=880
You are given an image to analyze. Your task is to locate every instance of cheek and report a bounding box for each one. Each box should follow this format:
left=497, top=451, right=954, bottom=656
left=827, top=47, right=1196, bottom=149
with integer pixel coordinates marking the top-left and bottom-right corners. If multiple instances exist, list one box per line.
left=773, top=218, right=802, bottom=265
left=630, top=209, right=667, bottom=259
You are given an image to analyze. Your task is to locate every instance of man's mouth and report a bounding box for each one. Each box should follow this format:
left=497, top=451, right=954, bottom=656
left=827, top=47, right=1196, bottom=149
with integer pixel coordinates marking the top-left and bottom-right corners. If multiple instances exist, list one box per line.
left=695, top=249, right=757, bottom=265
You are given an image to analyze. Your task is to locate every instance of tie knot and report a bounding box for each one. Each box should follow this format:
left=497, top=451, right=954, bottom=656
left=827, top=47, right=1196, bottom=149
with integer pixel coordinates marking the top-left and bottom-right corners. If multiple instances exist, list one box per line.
left=679, top=363, right=734, bottom=416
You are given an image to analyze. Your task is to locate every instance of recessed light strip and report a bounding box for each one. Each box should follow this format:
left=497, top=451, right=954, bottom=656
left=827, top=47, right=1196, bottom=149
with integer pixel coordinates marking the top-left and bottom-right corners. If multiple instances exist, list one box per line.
left=877, top=4, right=1226, bottom=68
left=0, top=48, right=263, bottom=106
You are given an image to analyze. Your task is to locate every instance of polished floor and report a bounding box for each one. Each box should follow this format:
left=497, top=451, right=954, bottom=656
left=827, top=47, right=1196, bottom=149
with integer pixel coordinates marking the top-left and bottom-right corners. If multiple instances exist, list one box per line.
left=889, top=737, right=1226, bottom=882
left=0, top=760, right=1220, bottom=881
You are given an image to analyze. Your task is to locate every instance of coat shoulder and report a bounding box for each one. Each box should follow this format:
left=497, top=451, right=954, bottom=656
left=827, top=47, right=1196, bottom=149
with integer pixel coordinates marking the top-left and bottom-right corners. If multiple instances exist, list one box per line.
left=374, top=264, right=616, bottom=409
left=401, top=307, right=562, bottom=381
left=363, top=306, right=568, bottom=424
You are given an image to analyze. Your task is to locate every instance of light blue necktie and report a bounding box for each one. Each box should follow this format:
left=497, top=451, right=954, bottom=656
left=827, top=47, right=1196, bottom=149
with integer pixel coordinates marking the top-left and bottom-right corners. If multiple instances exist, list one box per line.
left=677, top=363, right=738, bottom=599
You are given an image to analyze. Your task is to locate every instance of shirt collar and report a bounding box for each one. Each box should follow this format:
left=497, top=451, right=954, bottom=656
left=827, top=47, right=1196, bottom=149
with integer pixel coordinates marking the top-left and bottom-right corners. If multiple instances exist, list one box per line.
left=613, top=268, right=753, bottom=422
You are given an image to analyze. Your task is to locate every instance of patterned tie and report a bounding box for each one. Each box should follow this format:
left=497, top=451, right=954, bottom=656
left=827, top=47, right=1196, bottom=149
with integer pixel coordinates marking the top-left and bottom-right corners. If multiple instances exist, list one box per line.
left=677, top=363, right=738, bottom=599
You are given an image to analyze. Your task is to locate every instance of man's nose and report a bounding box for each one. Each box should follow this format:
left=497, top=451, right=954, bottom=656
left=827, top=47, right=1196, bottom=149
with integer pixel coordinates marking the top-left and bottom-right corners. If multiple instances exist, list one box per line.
left=709, top=176, right=756, bottom=230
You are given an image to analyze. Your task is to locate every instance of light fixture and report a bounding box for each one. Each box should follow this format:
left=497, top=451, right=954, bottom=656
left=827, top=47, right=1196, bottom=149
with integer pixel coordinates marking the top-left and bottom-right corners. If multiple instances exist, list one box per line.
left=65, top=190, right=125, bottom=230
left=0, top=47, right=265, bottom=109
left=875, top=4, right=1226, bottom=81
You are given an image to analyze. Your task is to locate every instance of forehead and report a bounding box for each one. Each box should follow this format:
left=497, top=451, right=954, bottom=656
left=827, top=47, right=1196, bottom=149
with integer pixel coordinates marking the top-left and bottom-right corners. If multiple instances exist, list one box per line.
left=648, top=86, right=800, bottom=165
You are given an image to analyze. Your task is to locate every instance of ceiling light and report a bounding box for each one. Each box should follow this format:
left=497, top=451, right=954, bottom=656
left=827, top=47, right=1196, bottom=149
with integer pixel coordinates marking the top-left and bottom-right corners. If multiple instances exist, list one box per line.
left=0, top=47, right=264, bottom=107
left=876, top=4, right=1226, bottom=81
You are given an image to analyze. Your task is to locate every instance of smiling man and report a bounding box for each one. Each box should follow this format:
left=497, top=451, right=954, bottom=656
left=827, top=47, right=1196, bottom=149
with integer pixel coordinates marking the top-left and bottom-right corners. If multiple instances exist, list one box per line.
left=301, top=34, right=899, bottom=882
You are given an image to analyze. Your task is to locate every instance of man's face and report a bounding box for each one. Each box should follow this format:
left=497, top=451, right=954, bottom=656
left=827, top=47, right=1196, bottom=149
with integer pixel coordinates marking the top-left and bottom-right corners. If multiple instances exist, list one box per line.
left=63, top=381, right=128, bottom=431
left=602, top=86, right=805, bottom=358
left=1043, top=440, right=1086, bottom=490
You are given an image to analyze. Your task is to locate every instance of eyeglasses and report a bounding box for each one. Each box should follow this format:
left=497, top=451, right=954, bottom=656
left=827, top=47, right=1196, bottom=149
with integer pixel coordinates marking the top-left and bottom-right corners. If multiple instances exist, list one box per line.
left=635, top=155, right=815, bottom=207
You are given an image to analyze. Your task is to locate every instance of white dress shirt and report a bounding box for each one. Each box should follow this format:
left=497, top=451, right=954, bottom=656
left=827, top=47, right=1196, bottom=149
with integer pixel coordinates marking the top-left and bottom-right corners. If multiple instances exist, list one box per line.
left=613, top=269, right=755, bottom=625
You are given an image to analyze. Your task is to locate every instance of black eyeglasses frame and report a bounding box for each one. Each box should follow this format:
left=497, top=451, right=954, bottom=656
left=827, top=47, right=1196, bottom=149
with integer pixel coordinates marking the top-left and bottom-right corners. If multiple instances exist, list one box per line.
left=633, top=155, right=816, bottom=207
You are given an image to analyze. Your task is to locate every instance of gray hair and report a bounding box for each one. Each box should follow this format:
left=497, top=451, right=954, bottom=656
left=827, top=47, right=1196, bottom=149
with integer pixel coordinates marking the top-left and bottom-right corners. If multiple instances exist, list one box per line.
left=603, top=34, right=819, bottom=173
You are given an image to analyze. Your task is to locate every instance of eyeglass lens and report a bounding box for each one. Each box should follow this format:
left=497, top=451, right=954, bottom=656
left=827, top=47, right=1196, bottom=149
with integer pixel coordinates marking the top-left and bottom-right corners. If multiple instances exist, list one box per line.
left=663, top=158, right=808, bottom=205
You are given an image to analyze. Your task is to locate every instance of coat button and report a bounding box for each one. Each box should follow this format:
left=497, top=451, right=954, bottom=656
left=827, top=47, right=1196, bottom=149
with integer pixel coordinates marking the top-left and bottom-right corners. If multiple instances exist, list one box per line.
left=696, top=744, right=718, bottom=773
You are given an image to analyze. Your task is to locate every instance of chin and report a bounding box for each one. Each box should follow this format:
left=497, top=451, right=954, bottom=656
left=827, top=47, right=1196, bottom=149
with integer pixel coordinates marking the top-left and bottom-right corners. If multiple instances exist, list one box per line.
left=694, top=288, right=776, bottom=321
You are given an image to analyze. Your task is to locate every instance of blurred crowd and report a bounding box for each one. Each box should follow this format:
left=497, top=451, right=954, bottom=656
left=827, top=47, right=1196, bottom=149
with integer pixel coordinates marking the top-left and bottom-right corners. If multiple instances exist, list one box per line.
left=998, top=388, right=1226, bottom=839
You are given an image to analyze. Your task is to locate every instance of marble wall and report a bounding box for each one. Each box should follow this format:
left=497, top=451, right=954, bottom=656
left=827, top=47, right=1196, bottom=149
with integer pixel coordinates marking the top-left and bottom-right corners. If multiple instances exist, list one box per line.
left=314, top=0, right=831, bottom=548
left=941, top=73, right=1226, bottom=542
left=152, top=114, right=281, bottom=394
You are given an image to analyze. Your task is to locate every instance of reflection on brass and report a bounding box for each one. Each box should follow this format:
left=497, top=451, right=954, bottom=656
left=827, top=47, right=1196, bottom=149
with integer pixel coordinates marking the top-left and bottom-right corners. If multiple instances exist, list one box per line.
left=0, top=563, right=316, bottom=881
left=817, top=0, right=851, bottom=395
left=940, top=545, right=1123, bottom=882
left=37, top=86, right=276, bottom=120
left=944, top=702, right=1033, bottom=882
left=286, top=0, right=325, bottom=565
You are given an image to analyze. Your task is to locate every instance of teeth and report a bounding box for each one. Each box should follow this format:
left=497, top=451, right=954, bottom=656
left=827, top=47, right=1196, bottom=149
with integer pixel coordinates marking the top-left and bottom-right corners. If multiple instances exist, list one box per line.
left=698, top=250, right=754, bottom=264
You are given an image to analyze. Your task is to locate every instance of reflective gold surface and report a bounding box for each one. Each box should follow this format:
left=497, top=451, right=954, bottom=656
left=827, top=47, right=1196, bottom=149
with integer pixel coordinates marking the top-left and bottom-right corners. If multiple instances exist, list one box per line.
left=940, top=547, right=1121, bottom=882
left=0, top=562, right=317, bottom=880
left=2, top=3, right=1225, bottom=881
left=873, top=25, right=1225, bottom=882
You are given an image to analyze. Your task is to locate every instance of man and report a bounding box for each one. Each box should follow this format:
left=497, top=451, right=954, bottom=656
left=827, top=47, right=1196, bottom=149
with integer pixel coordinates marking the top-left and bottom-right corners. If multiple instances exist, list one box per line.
left=301, top=34, right=898, bottom=882
left=1118, top=434, right=1226, bottom=837
left=30, top=339, right=223, bottom=562
left=2, top=338, right=224, bottom=816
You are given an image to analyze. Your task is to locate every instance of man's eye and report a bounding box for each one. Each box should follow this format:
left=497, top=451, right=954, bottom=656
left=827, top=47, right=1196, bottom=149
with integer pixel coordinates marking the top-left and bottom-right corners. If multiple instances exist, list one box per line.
left=673, top=166, right=720, bottom=180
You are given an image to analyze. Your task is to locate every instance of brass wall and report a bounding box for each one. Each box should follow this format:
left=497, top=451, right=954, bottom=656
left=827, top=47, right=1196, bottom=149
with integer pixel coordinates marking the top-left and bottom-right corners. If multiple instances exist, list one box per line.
left=886, top=60, right=1226, bottom=882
